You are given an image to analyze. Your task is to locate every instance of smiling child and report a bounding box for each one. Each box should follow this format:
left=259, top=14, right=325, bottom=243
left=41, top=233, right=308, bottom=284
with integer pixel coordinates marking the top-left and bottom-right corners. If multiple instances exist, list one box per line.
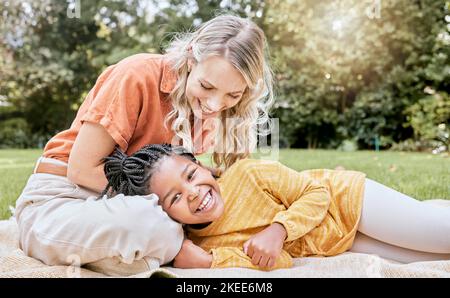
left=101, top=144, right=450, bottom=270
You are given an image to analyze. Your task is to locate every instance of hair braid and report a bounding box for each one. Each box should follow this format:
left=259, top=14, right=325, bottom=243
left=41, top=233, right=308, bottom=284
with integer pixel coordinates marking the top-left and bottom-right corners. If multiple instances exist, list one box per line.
left=99, top=143, right=197, bottom=199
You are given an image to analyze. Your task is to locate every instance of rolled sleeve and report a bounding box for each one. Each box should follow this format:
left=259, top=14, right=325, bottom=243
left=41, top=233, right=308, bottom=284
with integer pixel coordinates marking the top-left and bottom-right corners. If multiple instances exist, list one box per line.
left=80, top=65, right=145, bottom=151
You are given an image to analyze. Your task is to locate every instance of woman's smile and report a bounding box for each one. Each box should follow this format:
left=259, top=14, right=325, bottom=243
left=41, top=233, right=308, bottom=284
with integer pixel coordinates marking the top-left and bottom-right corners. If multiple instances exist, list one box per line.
left=197, top=99, right=219, bottom=117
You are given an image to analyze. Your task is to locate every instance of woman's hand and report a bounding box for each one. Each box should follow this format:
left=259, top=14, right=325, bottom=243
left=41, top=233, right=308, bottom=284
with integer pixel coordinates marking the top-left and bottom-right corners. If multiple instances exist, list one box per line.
left=173, top=239, right=213, bottom=269
left=243, top=223, right=287, bottom=269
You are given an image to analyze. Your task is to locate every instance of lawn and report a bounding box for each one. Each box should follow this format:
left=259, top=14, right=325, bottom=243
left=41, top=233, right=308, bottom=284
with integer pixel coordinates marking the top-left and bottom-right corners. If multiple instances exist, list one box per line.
left=0, top=148, right=449, bottom=220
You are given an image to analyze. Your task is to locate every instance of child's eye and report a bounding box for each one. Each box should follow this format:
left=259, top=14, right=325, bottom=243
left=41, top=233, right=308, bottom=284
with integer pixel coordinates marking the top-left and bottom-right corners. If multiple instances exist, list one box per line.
left=171, top=194, right=181, bottom=205
left=169, top=168, right=197, bottom=207
left=188, top=168, right=197, bottom=180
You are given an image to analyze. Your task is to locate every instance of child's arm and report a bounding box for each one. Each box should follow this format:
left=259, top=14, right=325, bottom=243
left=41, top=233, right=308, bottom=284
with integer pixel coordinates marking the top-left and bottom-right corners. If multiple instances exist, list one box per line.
left=173, top=239, right=292, bottom=270
left=209, top=247, right=293, bottom=271
left=267, top=162, right=332, bottom=242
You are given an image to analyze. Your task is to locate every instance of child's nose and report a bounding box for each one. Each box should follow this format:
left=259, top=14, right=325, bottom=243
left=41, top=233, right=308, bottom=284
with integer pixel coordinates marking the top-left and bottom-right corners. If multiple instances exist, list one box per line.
left=187, top=187, right=199, bottom=201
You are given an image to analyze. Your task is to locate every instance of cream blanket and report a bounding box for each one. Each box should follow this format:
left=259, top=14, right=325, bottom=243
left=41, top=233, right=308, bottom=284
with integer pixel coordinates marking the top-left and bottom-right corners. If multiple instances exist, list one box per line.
left=1, top=200, right=449, bottom=278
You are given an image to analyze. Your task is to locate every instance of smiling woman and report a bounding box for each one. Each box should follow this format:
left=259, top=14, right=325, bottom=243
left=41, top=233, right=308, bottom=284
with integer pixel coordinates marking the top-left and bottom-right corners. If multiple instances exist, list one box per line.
left=185, top=55, right=247, bottom=120
left=13, top=14, right=275, bottom=270
left=164, top=14, right=274, bottom=167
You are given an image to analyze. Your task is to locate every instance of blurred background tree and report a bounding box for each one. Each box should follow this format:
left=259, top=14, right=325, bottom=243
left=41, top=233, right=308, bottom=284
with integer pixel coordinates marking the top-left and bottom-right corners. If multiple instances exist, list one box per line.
left=266, top=0, right=449, bottom=151
left=0, top=0, right=449, bottom=152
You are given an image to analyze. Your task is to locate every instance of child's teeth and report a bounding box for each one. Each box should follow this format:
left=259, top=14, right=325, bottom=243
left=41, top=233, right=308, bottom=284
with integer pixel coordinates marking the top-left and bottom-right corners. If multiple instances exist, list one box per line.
left=197, top=192, right=212, bottom=212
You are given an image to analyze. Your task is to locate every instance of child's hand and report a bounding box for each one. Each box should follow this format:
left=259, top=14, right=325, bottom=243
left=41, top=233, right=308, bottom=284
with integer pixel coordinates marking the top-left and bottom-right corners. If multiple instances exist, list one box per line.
left=173, top=239, right=213, bottom=269
left=243, top=223, right=287, bottom=269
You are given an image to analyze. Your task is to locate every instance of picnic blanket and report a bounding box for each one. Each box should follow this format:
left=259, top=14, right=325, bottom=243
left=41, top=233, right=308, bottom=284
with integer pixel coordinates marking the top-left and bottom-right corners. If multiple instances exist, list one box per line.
left=1, top=200, right=449, bottom=278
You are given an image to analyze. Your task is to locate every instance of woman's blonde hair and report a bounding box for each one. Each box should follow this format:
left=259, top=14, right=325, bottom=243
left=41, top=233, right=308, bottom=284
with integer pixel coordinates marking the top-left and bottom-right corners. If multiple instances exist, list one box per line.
left=163, top=13, right=274, bottom=169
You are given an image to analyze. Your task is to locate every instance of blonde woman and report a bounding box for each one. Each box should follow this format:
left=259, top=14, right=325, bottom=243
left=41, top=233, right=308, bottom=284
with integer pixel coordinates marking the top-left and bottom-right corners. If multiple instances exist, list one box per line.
left=14, top=14, right=274, bottom=270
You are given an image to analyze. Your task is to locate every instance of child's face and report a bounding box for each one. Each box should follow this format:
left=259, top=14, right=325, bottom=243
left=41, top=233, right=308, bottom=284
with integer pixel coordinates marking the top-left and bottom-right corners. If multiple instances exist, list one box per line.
left=150, top=154, right=224, bottom=224
left=185, top=55, right=247, bottom=120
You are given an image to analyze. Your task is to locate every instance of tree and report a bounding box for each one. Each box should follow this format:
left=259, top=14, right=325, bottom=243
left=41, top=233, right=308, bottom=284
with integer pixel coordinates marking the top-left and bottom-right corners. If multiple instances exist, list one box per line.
left=265, top=0, right=449, bottom=150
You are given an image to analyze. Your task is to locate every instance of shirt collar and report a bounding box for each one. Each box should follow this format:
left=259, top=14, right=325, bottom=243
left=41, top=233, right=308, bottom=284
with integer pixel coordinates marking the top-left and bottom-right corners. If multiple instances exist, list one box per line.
left=160, top=57, right=178, bottom=94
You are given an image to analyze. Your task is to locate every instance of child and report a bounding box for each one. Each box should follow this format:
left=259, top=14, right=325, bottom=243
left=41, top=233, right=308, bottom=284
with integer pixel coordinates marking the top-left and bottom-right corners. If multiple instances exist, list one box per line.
left=102, top=144, right=450, bottom=270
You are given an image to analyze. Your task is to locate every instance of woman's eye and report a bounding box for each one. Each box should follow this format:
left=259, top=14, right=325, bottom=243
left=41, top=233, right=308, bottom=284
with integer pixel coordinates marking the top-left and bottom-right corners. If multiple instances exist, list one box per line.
left=200, top=83, right=212, bottom=90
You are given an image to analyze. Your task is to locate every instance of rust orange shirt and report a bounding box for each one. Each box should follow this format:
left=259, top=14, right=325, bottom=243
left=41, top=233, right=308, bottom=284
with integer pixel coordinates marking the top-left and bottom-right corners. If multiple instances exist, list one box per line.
left=43, top=53, right=211, bottom=163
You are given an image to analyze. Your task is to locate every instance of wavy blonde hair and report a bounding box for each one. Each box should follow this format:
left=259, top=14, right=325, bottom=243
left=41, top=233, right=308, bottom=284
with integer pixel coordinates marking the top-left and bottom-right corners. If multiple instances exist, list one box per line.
left=163, top=13, right=274, bottom=169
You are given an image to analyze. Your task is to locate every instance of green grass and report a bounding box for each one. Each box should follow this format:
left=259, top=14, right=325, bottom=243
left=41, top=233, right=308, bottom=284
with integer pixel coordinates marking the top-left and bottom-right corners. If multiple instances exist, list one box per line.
left=0, top=149, right=449, bottom=220
left=275, top=149, right=449, bottom=201
left=0, top=149, right=43, bottom=220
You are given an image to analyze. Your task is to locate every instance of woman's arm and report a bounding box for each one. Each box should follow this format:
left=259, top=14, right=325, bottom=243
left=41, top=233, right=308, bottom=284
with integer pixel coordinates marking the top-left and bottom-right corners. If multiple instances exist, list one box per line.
left=67, top=122, right=116, bottom=193
left=68, top=121, right=222, bottom=193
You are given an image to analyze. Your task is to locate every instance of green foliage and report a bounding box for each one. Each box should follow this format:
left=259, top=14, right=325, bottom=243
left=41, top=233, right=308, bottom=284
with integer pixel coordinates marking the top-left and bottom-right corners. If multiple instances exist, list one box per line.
left=404, top=92, right=450, bottom=151
left=266, top=0, right=450, bottom=151
left=0, top=118, right=32, bottom=148
left=1, top=0, right=102, bottom=139
left=0, top=113, right=48, bottom=148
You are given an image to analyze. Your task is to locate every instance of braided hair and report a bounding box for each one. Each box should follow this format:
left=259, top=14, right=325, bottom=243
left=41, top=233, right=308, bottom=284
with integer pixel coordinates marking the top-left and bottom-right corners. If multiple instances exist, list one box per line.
left=99, top=143, right=197, bottom=198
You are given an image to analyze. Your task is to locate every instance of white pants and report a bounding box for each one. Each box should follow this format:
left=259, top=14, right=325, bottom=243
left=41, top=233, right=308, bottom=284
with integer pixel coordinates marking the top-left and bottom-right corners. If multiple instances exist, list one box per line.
left=351, top=178, right=450, bottom=263
left=14, top=157, right=184, bottom=270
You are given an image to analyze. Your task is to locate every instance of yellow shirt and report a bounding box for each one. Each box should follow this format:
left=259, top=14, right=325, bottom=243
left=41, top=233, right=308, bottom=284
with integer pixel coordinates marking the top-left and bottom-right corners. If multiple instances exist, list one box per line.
left=187, top=158, right=366, bottom=270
